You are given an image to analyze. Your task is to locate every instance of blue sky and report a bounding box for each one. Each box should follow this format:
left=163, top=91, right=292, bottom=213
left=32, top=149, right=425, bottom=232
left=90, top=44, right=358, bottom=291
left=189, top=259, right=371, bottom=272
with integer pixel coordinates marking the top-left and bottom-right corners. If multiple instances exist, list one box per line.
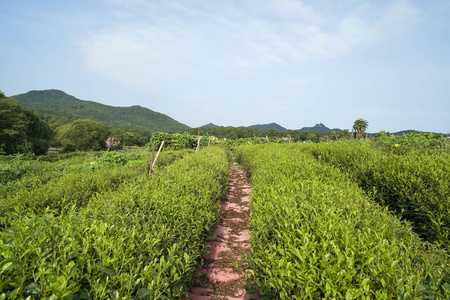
left=1, top=0, right=449, bottom=133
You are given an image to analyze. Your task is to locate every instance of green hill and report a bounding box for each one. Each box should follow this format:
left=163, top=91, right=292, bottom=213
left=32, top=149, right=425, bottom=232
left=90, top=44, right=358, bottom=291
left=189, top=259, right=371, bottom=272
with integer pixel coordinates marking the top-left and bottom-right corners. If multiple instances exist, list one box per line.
left=13, top=89, right=189, bottom=133
left=201, top=123, right=220, bottom=128
left=299, top=123, right=341, bottom=134
left=248, top=123, right=287, bottom=132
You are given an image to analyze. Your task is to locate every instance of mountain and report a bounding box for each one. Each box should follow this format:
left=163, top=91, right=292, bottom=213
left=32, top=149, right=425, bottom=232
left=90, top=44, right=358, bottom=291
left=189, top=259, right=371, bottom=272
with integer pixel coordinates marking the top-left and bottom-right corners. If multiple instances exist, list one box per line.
left=201, top=123, right=220, bottom=128
left=13, top=89, right=189, bottom=133
left=298, top=123, right=341, bottom=134
left=248, top=123, right=287, bottom=132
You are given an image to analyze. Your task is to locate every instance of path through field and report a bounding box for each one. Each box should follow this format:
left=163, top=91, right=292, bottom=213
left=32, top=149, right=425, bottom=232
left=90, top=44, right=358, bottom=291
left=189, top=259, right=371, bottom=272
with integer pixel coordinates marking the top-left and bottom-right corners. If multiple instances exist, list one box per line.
left=185, top=163, right=258, bottom=300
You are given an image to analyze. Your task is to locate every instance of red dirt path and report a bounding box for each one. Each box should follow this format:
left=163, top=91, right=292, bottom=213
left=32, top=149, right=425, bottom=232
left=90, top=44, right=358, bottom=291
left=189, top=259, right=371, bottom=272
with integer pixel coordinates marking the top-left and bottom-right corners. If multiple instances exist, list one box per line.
left=185, top=163, right=258, bottom=300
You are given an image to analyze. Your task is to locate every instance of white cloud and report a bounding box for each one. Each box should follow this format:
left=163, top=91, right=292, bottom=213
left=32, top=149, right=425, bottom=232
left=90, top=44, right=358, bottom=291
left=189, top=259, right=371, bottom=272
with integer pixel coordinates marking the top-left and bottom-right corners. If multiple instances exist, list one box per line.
left=247, top=0, right=323, bottom=24
left=76, top=24, right=191, bottom=87
left=76, top=0, right=422, bottom=85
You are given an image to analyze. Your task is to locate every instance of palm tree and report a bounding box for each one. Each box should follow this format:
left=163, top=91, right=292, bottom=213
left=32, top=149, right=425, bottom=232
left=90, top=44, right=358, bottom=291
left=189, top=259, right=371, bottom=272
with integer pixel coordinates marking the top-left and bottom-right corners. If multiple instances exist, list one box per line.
left=353, top=118, right=369, bottom=139
left=342, top=129, right=350, bottom=139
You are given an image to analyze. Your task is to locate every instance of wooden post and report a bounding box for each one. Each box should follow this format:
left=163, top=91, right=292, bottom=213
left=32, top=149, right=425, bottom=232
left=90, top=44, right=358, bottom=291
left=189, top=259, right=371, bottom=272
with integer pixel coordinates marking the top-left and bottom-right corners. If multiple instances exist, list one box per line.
left=446, top=133, right=449, bottom=153
left=148, top=141, right=164, bottom=175
left=148, top=142, right=155, bottom=176
left=196, top=135, right=201, bottom=153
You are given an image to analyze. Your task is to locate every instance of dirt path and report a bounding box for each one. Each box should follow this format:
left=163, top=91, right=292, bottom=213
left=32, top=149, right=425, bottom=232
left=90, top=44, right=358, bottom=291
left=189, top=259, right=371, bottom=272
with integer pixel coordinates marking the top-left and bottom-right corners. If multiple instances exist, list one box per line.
left=185, top=163, right=258, bottom=300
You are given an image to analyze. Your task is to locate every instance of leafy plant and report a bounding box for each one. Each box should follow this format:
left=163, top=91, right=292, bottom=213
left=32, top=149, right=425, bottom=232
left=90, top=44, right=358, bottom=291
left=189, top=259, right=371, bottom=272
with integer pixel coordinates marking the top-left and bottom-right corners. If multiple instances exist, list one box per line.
left=237, top=144, right=450, bottom=299
left=301, top=141, right=450, bottom=247
left=1, top=147, right=229, bottom=298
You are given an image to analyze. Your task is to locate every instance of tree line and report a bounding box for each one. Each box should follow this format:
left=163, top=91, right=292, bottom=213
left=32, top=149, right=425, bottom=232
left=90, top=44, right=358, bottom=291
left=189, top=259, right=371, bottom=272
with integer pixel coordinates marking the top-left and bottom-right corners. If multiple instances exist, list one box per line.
left=0, top=91, right=52, bottom=155
left=1, top=91, right=153, bottom=155
left=7, top=89, right=424, bottom=156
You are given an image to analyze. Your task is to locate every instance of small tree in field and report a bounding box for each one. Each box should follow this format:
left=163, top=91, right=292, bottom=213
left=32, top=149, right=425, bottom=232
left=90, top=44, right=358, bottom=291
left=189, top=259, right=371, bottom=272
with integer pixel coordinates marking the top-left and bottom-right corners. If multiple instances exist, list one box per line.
left=352, top=118, right=369, bottom=139
left=62, top=119, right=110, bottom=151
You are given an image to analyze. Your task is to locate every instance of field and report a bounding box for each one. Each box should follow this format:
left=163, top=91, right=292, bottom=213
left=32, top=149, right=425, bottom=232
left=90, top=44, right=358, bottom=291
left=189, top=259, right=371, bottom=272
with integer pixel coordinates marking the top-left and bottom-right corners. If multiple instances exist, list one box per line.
left=1, top=141, right=449, bottom=299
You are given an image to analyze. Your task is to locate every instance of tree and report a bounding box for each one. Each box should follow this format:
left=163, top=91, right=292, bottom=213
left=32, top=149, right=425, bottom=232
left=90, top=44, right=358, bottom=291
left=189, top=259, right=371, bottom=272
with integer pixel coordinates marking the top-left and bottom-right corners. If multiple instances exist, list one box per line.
left=0, top=91, right=51, bottom=155
left=341, top=129, right=350, bottom=140
left=352, top=118, right=369, bottom=139
left=61, top=119, right=110, bottom=151
left=329, top=131, right=339, bottom=141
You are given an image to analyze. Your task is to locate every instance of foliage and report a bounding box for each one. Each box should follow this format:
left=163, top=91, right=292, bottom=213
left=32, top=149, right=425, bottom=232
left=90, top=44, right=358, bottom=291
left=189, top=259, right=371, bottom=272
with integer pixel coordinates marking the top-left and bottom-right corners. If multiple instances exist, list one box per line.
left=373, top=131, right=449, bottom=154
left=149, top=132, right=220, bottom=150
left=0, top=91, right=51, bottom=155
left=0, top=150, right=193, bottom=215
left=188, top=126, right=325, bottom=142
left=150, top=132, right=197, bottom=150
left=301, top=141, right=450, bottom=247
left=352, top=118, right=369, bottom=139
left=0, top=147, right=229, bottom=298
left=236, top=144, right=450, bottom=299
left=0, top=154, right=39, bottom=184
left=13, top=89, right=189, bottom=133
left=247, top=123, right=287, bottom=132
left=60, top=119, right=111, bottom=151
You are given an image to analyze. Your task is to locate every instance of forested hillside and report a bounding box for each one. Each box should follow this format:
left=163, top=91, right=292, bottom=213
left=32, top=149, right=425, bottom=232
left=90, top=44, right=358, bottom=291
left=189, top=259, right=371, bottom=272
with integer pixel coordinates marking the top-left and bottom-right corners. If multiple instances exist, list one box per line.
left=13, top=90, right=189, bottom=133
left=299, top=123, right=341, bottom=134
left=248, top=122, right=287, bottom=132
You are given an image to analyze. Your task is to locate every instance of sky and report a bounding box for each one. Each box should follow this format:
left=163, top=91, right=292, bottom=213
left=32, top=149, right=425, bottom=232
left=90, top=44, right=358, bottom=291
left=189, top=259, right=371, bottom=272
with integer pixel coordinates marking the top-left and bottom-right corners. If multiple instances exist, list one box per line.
left=1, top=0, right=449, bottom=133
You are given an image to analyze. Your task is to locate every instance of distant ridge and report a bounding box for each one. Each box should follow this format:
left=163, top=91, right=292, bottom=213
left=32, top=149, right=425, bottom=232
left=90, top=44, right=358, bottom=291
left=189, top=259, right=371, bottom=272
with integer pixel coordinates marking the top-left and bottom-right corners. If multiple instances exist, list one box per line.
left=248, top=123, right=287, bottom=132
left=201, top=123, right=220, bottom=128
left=298, top=123, right=341, bottom=134
left=392, top=130, right=416, bottom=136
left=13, top=89, right=189, bottom=133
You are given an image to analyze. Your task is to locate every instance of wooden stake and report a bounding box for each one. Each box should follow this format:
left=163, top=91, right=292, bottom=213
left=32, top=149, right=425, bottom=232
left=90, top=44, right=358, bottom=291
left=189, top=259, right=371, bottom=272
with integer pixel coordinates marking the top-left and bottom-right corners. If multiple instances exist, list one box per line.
left=445, top=135, right=448, bottom=153
left=148, top=142, right=155, bottom=176
left=196, top=135, right=201, bottom=153
left=195, top=131, right=200, bottom=153
left=149, top=141, right=164, bottom=175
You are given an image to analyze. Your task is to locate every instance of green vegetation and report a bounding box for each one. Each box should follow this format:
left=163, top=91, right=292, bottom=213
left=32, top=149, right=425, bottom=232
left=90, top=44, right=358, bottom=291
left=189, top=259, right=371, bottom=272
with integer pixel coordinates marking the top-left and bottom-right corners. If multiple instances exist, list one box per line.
left=301, top=141, right=450, bottom=247
left=352, top=118, right=369, bottom=139
left=237, top=144, right=449, bottom=299
left=247, top=123, right=287, bottom=132
left=0, top=147, right=228, bottom=299
left=188, top=126, right=325, bottom=142
left=13, top=89, right=189, bottom=133
left=149, top=132, right=221, bottom=150
left=0, top=91, right=52, bottom=155
left=373, top=131, right=450, bottom=154
left=58, top=119, right=111, bottom=152
left=3, top=88, right=450, bottom=299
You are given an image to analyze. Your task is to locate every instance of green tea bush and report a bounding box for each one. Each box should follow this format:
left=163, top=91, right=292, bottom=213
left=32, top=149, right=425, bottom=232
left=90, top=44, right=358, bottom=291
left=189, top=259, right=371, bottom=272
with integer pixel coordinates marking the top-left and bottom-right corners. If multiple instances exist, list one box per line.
left=0, top=146, right=229, bottom=299
left=237, top=144, right=450, bottom=299
left=302, top=142, right=450, bottom=247
left=1, top=149, right=194, bottom=217
left=373, top=132, right=449, bottom=154
left=0, top=154, right=40, bottom=184
left=0, top=165, right=139, bottom=218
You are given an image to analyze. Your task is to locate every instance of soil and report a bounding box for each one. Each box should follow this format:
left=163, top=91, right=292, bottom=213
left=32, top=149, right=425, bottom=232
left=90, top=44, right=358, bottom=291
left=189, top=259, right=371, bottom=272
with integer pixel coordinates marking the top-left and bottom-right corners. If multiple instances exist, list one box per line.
left=184, top=163, right=259, bottom=300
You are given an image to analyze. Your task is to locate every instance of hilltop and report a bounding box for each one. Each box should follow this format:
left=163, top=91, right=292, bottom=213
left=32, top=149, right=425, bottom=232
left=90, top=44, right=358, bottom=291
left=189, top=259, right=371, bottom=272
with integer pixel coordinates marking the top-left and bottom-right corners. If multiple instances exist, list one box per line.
left=201, top=123, right=220, bottom=128
left=298, top=123, right=341, bottom=134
